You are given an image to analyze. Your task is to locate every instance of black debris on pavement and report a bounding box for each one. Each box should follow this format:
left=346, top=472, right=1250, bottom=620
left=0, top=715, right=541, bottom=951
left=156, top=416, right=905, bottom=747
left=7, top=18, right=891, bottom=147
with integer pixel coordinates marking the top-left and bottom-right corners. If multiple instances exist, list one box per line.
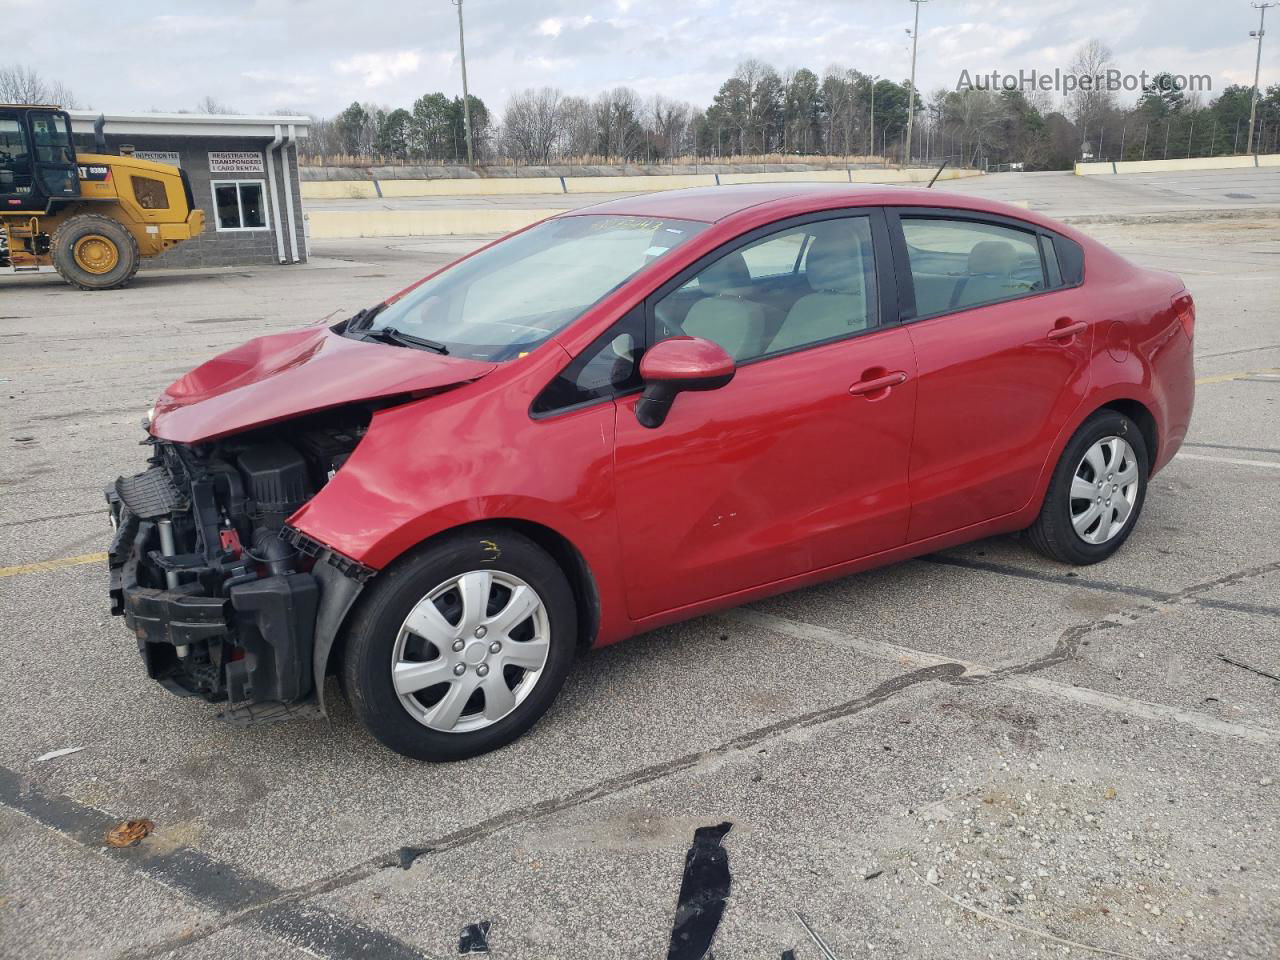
left=397, top=846, right=433, bottom=870
left=458, top=921, right=491, bottom=954
left=666, top=821, right=733, bottom=960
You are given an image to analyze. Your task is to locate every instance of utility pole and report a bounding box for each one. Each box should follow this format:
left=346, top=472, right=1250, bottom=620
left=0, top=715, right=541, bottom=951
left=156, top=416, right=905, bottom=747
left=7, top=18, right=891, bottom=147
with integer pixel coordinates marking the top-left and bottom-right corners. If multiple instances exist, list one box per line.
left=868, top=75, right=879, bottom=159
left=904, top=0, right=928, bottom=166
left=451, top=0, right=474, bottom=165
left=1247, top=3, right=1275, bottom=155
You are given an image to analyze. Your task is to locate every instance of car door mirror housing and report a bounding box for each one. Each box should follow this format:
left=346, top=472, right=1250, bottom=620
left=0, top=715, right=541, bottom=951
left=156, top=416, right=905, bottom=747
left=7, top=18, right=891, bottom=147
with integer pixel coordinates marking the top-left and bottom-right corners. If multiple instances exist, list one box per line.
left=635, top=336, right=736, bottom=428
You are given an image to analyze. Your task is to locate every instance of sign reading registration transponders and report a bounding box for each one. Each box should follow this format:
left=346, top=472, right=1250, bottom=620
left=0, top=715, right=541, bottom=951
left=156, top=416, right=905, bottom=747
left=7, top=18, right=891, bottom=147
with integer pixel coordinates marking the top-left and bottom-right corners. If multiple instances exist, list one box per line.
left=207, top=151, right=265, bottom=174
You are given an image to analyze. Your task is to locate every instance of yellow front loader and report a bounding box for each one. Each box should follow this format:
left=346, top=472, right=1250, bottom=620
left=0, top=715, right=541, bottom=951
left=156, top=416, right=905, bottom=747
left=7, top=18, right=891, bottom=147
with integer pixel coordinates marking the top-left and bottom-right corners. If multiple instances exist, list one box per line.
left=1, top=105, right=204, bottom=290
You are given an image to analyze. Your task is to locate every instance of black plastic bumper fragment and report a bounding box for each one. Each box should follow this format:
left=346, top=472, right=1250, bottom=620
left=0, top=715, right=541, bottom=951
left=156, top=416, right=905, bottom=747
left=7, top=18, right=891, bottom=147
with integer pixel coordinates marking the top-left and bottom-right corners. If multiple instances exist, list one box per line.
left=282, top=525, right=376, bottom=583
left=228, top=573, right=319, bottom=705
left=124, top=584, right=232, bottom=648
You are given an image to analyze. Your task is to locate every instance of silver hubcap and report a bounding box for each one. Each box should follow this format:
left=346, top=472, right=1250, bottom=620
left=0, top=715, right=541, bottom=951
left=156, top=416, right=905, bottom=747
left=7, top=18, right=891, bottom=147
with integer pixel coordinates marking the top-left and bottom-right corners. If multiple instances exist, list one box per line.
left=1070, top=436, right=1140, bottom=545
left=391, top=570, right=550, bottom=733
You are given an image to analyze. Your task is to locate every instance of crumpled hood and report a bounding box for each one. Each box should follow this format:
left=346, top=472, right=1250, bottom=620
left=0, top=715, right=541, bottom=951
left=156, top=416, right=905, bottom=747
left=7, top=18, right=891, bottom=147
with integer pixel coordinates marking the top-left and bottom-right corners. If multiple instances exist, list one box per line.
left=150, top=325, right=496, bottom=443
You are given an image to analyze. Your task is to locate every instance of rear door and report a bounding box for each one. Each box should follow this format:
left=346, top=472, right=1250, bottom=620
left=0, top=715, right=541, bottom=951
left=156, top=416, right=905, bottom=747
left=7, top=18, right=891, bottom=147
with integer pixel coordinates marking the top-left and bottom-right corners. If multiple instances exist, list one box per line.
left=610, top=210, right=919, bottom=619
left=889, top=209, right=1092, bottom=542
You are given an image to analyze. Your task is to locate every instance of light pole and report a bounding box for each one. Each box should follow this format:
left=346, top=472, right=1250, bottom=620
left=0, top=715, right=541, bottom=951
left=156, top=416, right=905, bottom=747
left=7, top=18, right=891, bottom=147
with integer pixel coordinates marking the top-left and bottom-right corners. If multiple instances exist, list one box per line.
left=451, top=0, right=474, bottom=165
left=868, top=75, right=879, bottom=160
left=1247, top=3, right=1275, bottom=155
left=904, top=0, right=929, bottom=166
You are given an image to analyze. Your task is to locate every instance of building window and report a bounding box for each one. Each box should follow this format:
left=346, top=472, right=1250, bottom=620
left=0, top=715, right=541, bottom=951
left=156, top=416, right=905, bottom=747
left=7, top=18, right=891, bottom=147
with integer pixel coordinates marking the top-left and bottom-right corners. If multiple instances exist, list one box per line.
left=212, top=179, right=268, bottom=231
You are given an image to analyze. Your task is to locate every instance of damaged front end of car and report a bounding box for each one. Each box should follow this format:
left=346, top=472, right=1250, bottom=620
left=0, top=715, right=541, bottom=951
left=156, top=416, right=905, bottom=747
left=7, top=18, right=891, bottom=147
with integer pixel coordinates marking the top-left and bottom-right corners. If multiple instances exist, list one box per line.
left=106, top=409, right=373, bottom=722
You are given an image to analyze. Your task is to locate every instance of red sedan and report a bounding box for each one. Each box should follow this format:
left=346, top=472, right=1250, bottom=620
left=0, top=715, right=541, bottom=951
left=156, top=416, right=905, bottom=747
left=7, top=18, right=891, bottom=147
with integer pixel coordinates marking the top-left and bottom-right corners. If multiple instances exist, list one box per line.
left=107, top=184, right=1195, bottom=760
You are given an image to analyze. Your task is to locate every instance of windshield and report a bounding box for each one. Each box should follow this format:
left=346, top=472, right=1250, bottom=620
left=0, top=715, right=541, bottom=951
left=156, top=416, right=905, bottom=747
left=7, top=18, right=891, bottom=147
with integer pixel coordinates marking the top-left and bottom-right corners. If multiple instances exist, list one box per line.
left=360, top=214, right=708, bottom=361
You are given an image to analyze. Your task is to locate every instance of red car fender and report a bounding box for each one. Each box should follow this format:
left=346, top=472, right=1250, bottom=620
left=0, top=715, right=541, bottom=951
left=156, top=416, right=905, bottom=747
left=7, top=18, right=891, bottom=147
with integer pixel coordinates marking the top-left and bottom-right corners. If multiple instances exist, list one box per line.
left=287, top=344, right=635, bottom=648
left=1020, top=323, right=1190, bottom=524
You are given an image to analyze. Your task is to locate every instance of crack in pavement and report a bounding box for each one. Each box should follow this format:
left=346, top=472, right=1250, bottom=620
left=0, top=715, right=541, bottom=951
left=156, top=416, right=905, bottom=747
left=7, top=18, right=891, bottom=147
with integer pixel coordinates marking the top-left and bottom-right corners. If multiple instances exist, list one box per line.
left=4, top=556, right=1277, bottom=959
left=919, top=554, right=1280, bottom=619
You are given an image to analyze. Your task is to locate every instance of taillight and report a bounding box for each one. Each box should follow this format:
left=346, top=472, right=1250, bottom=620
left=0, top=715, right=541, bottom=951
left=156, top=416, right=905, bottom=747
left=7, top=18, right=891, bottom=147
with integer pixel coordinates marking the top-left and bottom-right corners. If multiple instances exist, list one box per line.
left=1173, top=293, right=1195, bottom=341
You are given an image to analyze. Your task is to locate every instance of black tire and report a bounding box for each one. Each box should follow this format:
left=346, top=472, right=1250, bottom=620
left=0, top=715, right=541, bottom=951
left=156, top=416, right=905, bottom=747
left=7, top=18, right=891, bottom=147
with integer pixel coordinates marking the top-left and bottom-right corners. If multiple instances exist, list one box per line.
left=340, top=528, right=577, bottom=761
left=51, top=213, right=141, bottom=290
left=1027, top=409, right=1150, bottom=565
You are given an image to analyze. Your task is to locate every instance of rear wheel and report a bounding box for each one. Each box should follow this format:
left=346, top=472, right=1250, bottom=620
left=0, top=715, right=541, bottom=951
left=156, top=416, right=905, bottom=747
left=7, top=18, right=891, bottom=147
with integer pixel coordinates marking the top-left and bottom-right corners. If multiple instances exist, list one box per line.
left=52, top=214, right=140, bottom=290
left=1027, top=410, right=1149, bottom=565
left=340, top=528, right=577, bottom=761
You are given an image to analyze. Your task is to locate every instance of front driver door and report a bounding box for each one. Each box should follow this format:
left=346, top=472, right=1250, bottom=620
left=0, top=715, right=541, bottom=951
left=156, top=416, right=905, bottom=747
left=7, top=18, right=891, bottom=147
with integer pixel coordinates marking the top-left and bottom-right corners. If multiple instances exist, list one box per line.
left=612, top=211, right=919, bottom=621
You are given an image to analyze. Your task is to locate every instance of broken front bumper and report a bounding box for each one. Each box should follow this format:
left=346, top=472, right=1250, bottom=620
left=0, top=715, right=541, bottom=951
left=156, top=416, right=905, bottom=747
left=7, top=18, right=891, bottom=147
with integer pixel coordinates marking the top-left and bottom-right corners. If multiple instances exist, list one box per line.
left=109, top=504, right=320, bottom=711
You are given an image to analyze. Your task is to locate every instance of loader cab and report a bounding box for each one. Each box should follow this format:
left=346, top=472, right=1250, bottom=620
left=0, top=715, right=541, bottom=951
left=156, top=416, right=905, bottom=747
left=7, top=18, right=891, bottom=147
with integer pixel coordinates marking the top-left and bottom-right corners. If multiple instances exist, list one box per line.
left=0, top=106, right=80, bottom=212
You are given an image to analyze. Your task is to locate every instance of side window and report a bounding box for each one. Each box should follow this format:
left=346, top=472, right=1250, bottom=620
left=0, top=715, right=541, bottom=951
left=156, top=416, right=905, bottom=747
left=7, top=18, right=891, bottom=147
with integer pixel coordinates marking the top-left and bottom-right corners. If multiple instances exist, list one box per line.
left=1053, top=234, right=1085, bottom=285
left=1040, top=234, right=1063, bottom=288
left=901, top=217, right=1045, bottom=317
left=653, top=216, right=878, bottom=363
left=132, top=176, right=169, bottom=210
left=0, top=118, right=33, bottom=196
left=532, top=307, right=646, bottom=415
left=738, top=230, right=805, bottom=279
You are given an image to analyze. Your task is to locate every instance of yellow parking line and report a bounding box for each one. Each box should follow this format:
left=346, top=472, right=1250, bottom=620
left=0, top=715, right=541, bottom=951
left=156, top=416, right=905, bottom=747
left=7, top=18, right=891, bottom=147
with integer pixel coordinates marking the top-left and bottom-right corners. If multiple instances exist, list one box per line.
left=1196, top=367, right=1280, bottom=385
left=0, top=552, right=107, bottom=578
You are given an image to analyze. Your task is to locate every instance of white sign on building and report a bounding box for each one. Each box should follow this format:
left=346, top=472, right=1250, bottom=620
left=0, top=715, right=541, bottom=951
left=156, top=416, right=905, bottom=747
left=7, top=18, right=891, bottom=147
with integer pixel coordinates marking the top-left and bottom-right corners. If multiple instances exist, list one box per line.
left=135, top=151, right=182, bottom=167
left=208, top=151, right=265, bottom=174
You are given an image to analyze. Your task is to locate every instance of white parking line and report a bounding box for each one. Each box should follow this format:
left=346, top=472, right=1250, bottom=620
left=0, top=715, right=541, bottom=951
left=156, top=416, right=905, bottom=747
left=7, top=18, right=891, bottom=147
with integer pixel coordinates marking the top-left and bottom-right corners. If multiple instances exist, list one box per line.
left=729, top=609, right=1280, bottom=746
left=1176, top=453, right=1280, bottom=470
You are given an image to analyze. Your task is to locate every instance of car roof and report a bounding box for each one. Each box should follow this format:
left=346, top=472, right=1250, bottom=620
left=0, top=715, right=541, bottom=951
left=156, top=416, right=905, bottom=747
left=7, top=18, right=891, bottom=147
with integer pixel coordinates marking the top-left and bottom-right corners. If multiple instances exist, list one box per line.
left=560, top=181, right=1063, bottom=233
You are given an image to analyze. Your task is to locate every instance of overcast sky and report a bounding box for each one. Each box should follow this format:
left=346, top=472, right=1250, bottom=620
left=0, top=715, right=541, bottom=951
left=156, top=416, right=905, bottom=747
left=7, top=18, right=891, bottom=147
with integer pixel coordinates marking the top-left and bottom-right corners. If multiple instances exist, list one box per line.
left=19, top=0, right=1279, bottom=117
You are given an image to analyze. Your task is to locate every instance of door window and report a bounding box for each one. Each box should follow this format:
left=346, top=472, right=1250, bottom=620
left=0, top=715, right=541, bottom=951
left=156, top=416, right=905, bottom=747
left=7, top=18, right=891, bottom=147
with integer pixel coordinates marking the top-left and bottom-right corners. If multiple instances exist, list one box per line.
left=901, top=217, right=1046, bottom=317
left=653, top=216, right=878, bottom=362
left=0, top=118, right=33, bottom=196
left=532, top=307, right=646, bottom=415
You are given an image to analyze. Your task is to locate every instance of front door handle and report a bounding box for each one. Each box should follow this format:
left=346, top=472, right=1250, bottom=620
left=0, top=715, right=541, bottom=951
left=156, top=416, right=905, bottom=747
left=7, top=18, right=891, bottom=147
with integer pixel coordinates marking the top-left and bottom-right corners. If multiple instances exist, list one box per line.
left=849, top=370, right=908, bottom=396
left=1047, top=320, right=1088, bottom=341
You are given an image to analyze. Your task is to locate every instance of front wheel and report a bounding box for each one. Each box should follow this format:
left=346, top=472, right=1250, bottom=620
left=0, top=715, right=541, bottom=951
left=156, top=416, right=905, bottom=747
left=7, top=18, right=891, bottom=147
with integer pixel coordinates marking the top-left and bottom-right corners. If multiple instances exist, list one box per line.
left=51, top=213, right=141, bottom=290
left=340, top=529, right=577, bottom=761
left=1026, top=410, right=1149, bottom=565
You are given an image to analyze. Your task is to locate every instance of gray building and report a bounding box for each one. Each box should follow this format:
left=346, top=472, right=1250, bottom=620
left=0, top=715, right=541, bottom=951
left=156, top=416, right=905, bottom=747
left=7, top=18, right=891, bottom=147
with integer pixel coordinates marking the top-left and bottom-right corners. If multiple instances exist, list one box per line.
left=68, top=111, right=310, bottom=268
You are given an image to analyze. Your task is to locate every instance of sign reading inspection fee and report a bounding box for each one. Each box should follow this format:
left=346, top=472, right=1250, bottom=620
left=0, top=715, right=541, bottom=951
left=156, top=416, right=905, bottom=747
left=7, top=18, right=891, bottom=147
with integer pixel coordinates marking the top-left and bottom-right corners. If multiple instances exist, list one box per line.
left=208, top=151, right=265, bottom=174
left=135, top=151, right=181, bottom=167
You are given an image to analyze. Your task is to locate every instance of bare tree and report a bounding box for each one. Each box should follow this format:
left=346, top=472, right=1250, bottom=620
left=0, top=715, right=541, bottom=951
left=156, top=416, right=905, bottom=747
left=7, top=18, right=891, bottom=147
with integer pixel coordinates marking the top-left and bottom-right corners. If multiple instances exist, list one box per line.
left=0, top=65, right=80, bottom=107
left=1067, top=40, right=1116, bottom=140
left=594, top=87, right=644, bottom=162
left=194, top=95, right=237, bottom=115
left=501, top=88, right=563, bottom=163
left=558, top=95, right=596, bottom=159
left=649, top=95, right=691, bottom=160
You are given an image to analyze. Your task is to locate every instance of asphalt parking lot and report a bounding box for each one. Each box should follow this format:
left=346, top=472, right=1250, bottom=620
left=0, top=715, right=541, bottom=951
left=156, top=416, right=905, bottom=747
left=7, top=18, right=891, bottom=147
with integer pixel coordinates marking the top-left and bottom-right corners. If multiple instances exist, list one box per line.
left=2, top=173, right=1278, bottom=960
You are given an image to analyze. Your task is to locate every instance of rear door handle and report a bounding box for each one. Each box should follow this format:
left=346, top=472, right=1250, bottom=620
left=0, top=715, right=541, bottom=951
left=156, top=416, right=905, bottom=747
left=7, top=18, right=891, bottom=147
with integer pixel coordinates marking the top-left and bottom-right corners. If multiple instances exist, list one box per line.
left=1047, top=320, right=1088, bottom=341
left=849, top=371, right=908, bottom=396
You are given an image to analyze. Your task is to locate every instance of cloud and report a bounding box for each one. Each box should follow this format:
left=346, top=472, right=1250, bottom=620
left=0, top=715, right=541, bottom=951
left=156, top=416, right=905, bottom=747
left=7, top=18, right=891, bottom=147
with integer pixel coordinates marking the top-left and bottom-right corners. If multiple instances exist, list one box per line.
left=21, top=0, right=1271, bottom=117
left=333, top=50, right=422, bottom=89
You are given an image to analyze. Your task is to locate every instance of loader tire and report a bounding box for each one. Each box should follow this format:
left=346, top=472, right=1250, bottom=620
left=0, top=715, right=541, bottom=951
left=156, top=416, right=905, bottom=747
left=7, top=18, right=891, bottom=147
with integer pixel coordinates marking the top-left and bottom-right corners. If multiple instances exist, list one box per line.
left=52, top=214, right=140, bottom=290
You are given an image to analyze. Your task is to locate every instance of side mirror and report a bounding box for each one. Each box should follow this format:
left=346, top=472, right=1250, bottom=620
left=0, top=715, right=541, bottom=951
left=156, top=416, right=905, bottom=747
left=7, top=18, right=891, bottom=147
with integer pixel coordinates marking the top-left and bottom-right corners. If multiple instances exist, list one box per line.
left=635, top=336, right=736, bottom=429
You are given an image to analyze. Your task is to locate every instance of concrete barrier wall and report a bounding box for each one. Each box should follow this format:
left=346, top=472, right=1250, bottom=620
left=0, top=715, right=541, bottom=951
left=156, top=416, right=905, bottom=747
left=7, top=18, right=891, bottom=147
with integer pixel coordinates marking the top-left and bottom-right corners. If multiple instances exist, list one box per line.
left=561, top=173, right=718, bottom=193
left=301, top=180, right=381, bottom=199
left=300, top=166, right=982, bottom=200
left=378, top=177, right=565, bottom=197
left=308, top=208, right=565, bottom=239
left=1075, top=155, right=1280, bottom=175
